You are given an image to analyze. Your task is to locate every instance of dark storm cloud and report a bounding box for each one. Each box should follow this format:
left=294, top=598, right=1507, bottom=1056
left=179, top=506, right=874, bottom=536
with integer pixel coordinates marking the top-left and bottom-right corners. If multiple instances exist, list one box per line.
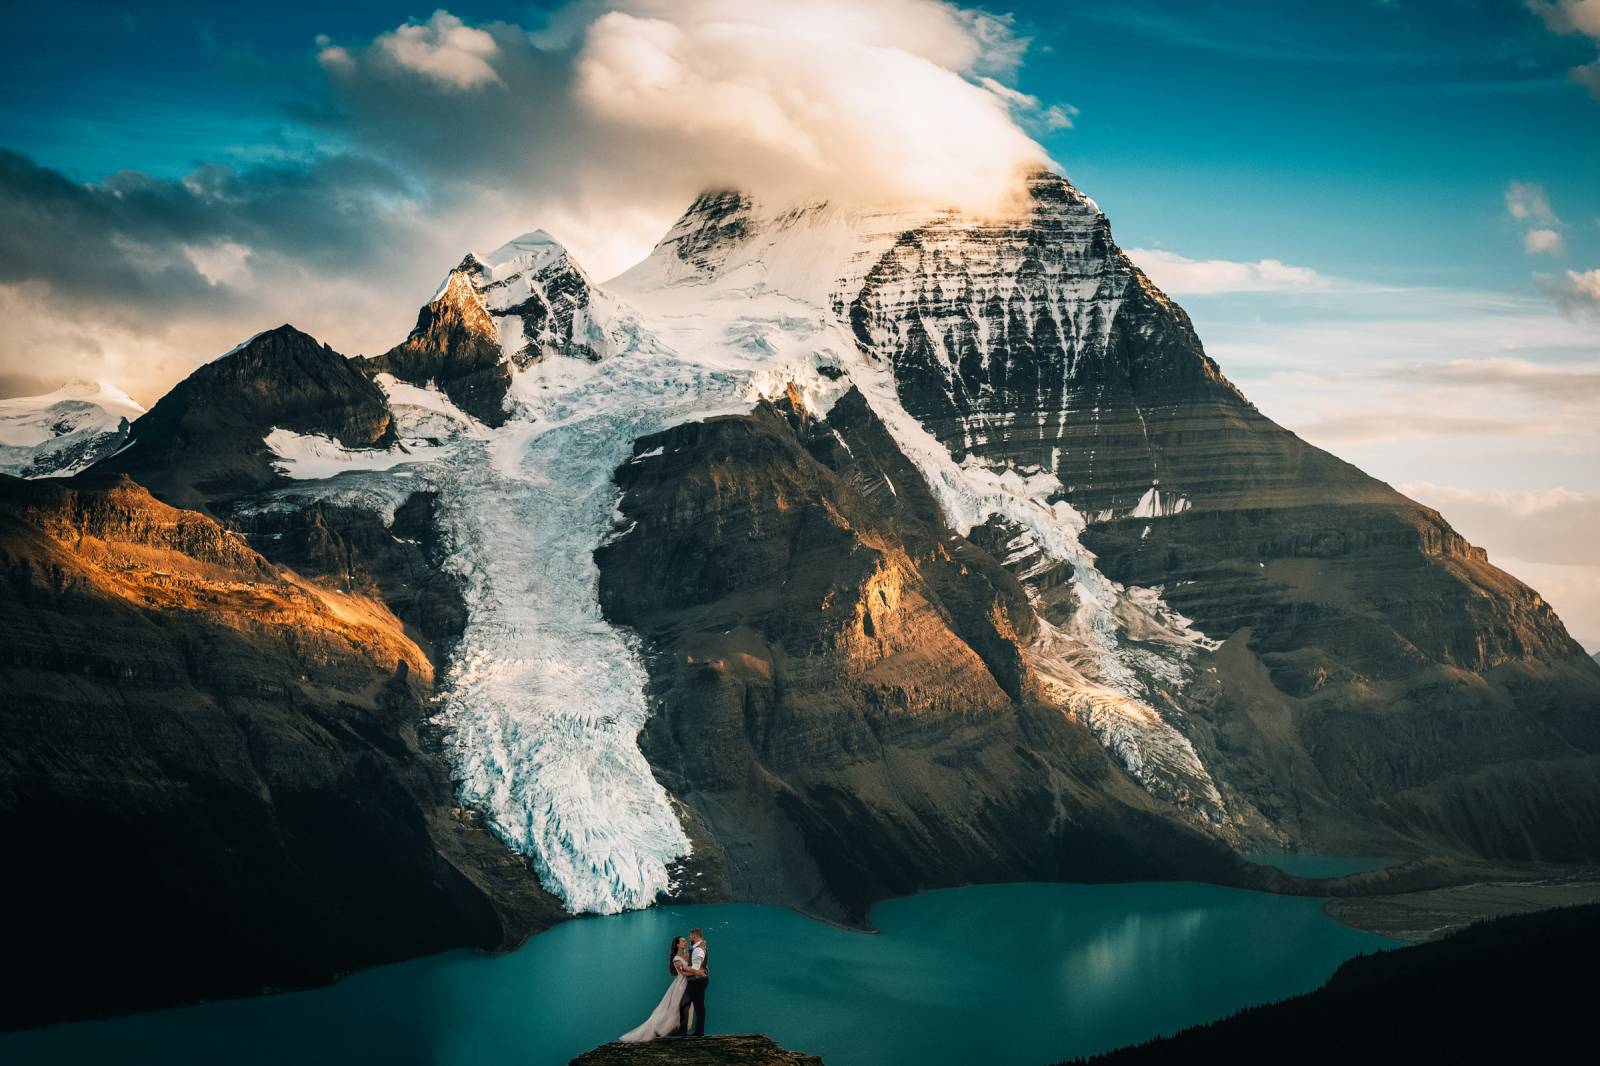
left=0, top=148, right=416, bottom=311
left=0, top=147, right=448, bottom=404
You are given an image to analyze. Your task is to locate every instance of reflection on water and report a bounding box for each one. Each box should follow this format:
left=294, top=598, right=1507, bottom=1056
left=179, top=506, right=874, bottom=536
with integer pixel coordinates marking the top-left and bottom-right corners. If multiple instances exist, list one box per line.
left=1, top=881, right=1394, bottom=1066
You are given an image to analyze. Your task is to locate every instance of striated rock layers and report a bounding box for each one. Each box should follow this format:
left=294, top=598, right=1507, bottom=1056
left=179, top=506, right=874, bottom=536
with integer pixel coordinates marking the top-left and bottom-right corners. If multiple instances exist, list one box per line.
left=830, top=170, right=1600, bottom=861
left=0, top=474, right=564, bottom=1029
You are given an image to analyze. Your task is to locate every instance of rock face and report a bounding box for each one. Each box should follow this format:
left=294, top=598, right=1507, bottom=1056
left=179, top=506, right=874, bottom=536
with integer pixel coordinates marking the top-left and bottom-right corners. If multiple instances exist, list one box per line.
left=571, top=1034, right=825, bottom=1066
left=0, top=474, right=564, bottom=1029
left=597, top=389, right=1255, bottom=921
left=362, top=257, right=514, bottom=427
left=0, top=380, right=144, bottom=478
left=95, top=324, right=395, bottom=511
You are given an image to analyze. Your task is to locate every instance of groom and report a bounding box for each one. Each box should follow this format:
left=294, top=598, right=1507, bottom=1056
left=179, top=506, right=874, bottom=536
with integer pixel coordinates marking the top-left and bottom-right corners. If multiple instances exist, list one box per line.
left=678, top=928, right=709, bottom=1037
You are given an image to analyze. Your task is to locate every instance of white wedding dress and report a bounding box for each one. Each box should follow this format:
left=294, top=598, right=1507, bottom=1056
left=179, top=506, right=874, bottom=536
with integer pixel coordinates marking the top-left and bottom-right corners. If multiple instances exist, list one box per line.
left=618, top=957, right=691, bottom=1043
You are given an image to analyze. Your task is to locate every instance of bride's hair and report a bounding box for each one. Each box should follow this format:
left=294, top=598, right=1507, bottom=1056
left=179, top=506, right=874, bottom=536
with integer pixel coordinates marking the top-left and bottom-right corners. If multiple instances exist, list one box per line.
left=669, top=936, right=685, bottom=976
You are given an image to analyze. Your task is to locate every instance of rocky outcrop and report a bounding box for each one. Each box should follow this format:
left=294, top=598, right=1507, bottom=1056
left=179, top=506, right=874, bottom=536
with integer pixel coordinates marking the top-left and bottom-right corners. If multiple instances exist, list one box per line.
left=0, top=473, right=561, bottom=1029
left=361, top=257, right=513, bottom=427
left=94, top=324, right=395, bottom=511
left=572, top=1034, right=824, bottom=1066
left=596, top=389, right=1251, bottom=922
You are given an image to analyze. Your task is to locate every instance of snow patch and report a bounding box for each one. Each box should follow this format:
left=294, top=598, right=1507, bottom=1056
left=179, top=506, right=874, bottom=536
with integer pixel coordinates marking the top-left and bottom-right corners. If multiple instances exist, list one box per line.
left=263, top=428, right=449, bottom=480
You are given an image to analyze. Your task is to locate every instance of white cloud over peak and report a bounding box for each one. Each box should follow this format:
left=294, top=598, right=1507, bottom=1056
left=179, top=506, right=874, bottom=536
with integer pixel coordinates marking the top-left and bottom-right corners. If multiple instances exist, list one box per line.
left=566, top=3, right=1051, bottom=214
left=1126, top=248, right=1330, bottom=294
left=317, top=1, right=1068, bottom=280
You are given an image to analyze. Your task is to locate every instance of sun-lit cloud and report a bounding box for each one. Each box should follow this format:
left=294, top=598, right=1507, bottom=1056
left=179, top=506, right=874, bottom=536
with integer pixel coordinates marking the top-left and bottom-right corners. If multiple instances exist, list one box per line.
left=0, top=1, right=1077, bottom=403
left=353, top=11, right=503, bottom=90
left=1126, top=248, right=1331, bottom=294
left=1527, top=0, right=1600, bottom=97
left=313, top=1, right=1066, bottom=262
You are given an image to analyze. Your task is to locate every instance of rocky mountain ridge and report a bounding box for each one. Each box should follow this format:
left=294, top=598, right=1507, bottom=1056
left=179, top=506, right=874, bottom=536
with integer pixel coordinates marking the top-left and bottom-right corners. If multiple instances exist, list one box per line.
left=3, top=166, right=1597, bottom=1025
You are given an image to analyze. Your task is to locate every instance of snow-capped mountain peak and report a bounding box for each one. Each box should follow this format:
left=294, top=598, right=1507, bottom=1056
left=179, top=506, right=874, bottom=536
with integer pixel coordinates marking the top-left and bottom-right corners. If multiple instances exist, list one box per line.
left=428, top=229, right=618, bottom=368
left=0, top=379, right=145, bottom=478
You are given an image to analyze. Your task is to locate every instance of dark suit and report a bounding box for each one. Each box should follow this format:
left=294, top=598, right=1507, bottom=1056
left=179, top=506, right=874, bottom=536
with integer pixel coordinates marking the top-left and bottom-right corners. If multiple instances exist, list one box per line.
left=679, top=941, right=708, bottom=1035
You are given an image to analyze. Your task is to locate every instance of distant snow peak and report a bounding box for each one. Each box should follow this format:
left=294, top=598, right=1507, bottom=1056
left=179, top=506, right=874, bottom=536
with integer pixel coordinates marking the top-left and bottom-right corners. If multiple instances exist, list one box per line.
left=0, top=379, right=145, bottom=478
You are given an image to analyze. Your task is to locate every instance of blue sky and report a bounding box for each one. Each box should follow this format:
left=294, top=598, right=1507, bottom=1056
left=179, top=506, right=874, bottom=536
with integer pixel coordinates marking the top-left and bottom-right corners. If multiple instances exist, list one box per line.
left=9, top=2, right=1597, bottom=287
left=3, top=0, right=1598, bottom=645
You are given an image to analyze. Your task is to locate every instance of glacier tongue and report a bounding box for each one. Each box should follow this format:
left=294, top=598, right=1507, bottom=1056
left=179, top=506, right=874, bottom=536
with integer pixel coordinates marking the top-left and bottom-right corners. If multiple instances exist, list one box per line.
left=428, top=281, right=859, bottom=913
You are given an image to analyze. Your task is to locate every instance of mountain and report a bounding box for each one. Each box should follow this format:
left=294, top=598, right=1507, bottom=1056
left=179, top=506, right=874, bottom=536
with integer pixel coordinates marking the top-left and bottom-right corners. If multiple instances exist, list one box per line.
left=3, top=167, right=1597, bottom=1025
left=0, top=472, right=563, bottom=1028
left=94, top=324, right=396, bottom=511
left=0, top=379, right=143, bottom=477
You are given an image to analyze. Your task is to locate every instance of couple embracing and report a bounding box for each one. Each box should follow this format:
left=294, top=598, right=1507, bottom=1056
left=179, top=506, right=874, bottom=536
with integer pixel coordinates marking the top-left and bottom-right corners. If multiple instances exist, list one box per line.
left=618, top=927, right=710, bottom=1043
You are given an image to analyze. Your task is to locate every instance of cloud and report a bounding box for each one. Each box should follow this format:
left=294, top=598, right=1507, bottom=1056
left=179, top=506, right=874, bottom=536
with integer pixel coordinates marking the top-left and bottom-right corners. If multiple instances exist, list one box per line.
left=976, top=76, right=1077, bottom=129
left=1, top=1, right=1078, bottom=404
left=1540, top=267, right=1600, bottom=316
left=314, top=1, right=1068, bottom=279
left=1391, top=355, right=1600, bottom=400
left=1528, top=0, right=1600, bottom=97
left=1293, top=357, right=1600, bottom=445
left=0, top=148, right=445, bottom=403
left=1126, top=248, right=1331, bottom=294
left=1505, top=180, right=1561, bottom=225
left=1524, top=227, right=1566, bottom=255
left=338, top=11, right=504, bottom=90
left=1505, top=180, right=1565, bottom=258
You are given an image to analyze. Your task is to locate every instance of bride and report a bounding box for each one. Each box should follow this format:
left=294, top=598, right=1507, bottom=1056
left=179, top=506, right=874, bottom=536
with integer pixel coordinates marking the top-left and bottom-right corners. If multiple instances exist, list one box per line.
left=618, top=936, right=695, bottom=1042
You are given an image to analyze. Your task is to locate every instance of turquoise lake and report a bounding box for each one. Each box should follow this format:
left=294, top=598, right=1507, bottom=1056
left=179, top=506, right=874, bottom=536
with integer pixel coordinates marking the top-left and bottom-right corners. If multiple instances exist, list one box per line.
left=1, top=881, right=1394, bottom=1066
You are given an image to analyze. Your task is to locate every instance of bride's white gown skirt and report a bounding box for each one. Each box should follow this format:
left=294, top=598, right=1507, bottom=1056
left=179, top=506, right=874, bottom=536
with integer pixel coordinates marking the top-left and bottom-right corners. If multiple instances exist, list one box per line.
left=618, top=974, right=688, bottom=1043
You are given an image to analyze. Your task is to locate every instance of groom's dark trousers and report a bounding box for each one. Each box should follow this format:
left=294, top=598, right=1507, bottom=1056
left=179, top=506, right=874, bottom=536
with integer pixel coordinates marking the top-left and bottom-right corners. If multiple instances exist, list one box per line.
left=679, top=977, right=708, bottom=1035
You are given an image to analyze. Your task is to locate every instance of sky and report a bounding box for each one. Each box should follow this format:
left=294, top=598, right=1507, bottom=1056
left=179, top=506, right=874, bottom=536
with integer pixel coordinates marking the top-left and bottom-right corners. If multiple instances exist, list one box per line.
left=2, top=0, right=1598, bottom=648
